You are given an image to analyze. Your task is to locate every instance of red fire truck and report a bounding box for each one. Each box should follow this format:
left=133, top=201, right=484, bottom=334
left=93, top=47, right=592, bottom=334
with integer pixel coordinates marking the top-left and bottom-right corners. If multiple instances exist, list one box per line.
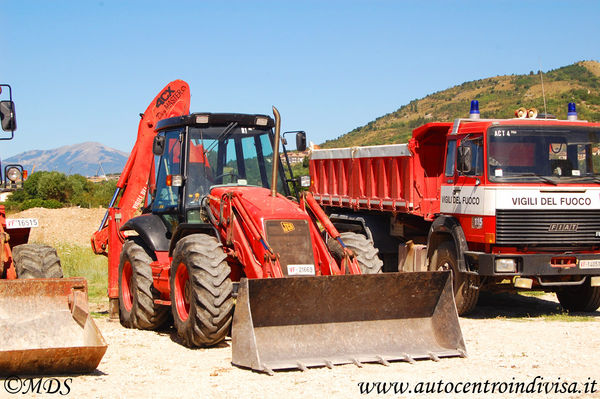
left=310, top=101, right=600, bottom=315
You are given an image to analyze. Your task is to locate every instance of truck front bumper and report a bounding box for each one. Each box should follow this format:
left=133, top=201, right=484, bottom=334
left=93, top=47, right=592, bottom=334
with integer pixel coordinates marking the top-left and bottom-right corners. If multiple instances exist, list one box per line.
left=467, top=251, right=600, bottom=279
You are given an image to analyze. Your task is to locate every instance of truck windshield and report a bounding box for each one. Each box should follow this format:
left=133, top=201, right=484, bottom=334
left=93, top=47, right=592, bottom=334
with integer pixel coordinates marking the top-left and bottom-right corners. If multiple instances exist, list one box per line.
left=487, top=126, right=600, bottom=183
left=184, top=126, right=285, bottom=207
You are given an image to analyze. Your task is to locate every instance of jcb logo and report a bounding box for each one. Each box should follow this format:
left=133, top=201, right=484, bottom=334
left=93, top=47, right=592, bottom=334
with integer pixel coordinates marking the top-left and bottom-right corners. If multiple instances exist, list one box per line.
left=155, top=86, right=175, bottom=108
left=281, top=222, right=295, bottom=233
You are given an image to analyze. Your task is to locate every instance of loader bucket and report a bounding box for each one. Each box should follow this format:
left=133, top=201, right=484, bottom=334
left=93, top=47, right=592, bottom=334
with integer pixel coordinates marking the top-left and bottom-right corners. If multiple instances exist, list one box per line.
left=232, top=271, right=465, bottom=374
left=0, top=278, right=107, bottom=375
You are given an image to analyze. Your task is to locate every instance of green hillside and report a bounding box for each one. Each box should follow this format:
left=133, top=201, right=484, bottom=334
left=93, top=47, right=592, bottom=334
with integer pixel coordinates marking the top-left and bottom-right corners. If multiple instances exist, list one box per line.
left=321, top=61, right=600, bottom=148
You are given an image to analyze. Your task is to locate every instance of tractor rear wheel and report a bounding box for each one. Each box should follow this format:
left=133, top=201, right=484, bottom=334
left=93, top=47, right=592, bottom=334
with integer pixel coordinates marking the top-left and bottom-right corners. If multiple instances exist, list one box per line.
left=13, top=244, right=63, bottom=279
left=170, top=234, right=234, bottom=347
left=327, top=232, right=383, bottom=274
left=556, top=279, right=600, bottom=312
left=429, top=241, right=479, bottom=316
left=118, top=239, right=169, bottom=330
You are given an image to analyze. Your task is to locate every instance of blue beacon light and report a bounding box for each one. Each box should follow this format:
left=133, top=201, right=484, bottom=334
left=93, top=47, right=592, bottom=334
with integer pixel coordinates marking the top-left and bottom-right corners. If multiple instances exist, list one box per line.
left=469, top=100, right=480, bottom=119
left=567, top=102, right=578, bottom=121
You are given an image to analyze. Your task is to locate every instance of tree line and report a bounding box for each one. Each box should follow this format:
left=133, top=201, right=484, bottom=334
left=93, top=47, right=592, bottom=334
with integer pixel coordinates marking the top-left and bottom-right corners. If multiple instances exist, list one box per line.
left=5, top=171, right=117, bottom=211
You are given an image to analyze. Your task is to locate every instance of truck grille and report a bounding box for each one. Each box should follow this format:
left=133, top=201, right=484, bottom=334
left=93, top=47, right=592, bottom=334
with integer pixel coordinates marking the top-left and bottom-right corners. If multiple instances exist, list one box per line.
left=496, top=209, right=600, bottom=246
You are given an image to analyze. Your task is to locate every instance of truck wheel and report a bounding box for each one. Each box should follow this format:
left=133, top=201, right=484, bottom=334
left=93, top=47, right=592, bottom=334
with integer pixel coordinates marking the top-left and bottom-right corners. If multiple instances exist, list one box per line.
left=170, top=234, right=234, bottom=347
left=118, top=239, right=169, bottom=330
left=430, top=241, right=479, bottom=316
left=556, top=279, right=600, bottom=312
left=327, top=232, right=383, bottom=274
left=13, top=244, right=63, bottom=279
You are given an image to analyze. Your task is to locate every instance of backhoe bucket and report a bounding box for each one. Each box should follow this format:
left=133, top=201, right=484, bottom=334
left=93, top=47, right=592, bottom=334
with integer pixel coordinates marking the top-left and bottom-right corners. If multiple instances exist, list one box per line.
left=0, top=278, right=107, bottom=375
left=232, top=271, right=465, bottom=374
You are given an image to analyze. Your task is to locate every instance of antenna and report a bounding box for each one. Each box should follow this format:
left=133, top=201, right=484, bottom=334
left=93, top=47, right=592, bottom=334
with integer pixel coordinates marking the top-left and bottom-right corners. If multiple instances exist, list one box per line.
left=539, top=59, right=548, bottom=118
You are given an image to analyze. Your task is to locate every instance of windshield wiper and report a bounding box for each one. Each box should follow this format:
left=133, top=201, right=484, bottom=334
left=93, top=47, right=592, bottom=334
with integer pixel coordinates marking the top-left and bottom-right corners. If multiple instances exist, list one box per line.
left=582, top=175, right=600, bottom=184
left=517, top=172, right=558, bottom=186
left=507, top=172, right=558, bottom=185
left=203, top=122, right=239, bottom=155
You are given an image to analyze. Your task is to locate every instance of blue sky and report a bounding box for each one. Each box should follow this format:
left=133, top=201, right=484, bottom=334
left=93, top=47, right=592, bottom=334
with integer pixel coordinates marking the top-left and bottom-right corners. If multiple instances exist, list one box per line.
left=2, top=1, right=599, bottom=159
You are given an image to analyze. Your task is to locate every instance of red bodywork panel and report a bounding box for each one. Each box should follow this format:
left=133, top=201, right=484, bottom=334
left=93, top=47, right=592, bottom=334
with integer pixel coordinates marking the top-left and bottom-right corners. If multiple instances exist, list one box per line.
left=310, top=122, right=449, bottom=221
left=0, top=205, right=31, bottom=280
left=136, top=186, right=353, bottom=301
left=92, top=80, right=190, bottom=298
left=206, top=186, right=342, bottom=280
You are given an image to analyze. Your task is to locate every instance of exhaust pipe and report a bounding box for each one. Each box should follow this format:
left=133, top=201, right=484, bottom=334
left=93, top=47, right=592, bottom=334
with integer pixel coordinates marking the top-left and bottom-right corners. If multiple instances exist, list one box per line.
left=271, top=106, right=281, bottom=197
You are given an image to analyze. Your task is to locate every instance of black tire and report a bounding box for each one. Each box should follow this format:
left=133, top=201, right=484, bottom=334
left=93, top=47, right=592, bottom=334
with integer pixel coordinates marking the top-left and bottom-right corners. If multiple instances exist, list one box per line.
left=170, top=234, right=234, bottom=347
left=118, top=239, right=169, bottom=330
left=327, top=232, right=383, bottom=274
left=429, top=241, right=479, bottom=316
left=13, top=244, right=63, bottom=279
left=556, top=279, right=600, bottom=312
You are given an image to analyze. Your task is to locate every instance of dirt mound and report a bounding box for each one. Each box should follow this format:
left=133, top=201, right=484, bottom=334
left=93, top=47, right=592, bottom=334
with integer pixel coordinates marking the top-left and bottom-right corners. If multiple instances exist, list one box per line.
left=10, top=207, right=107, bottom=246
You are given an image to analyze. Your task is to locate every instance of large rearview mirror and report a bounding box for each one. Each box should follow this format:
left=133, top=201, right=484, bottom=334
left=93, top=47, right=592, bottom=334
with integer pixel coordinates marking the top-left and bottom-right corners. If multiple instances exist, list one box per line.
left=153, top=135, right=166, bottom=156
left=296, top=131, right=306, bottom=152
left=457, top=145, right=472, bottom=174
left=0, top=101, right=17, bottom=132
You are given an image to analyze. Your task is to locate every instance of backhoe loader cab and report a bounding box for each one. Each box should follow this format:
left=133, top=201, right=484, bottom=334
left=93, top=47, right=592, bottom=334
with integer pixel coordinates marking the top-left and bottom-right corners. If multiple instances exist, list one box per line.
left=151, top=113, right=294, bottom=217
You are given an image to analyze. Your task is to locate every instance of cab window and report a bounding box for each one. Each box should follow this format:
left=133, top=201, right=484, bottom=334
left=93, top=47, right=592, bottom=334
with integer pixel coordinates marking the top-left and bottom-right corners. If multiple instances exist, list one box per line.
left=459, top=136, right=484, bottom=176
left=445, top=140, right=457, bottom=177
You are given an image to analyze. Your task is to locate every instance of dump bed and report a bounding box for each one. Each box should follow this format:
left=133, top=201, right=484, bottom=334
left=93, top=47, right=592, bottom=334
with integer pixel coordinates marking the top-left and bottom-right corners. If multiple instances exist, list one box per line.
left=309, top=123, right=450, bottom=220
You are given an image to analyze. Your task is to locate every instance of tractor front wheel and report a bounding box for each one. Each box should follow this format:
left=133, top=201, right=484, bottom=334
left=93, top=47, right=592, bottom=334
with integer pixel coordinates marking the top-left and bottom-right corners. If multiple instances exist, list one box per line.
left=327, top=232, right=383, bottom=274
left=13, top=244, right=63, bottom=279
left=118, top=239, right=169, bottom=330
left=170, top=234, right=234, bottom=347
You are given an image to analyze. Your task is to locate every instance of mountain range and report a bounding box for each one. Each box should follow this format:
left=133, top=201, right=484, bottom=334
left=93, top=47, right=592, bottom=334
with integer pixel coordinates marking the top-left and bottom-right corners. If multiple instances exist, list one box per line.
left=4, top=142, right=129, bottom=176
left=323, top=60, right=600, bottom=148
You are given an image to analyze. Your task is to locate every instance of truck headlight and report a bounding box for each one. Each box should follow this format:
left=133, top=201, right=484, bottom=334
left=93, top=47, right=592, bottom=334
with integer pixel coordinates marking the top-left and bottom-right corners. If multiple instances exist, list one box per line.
left=495, top=258, right=517, bottom=273
left=6, top=167, right=22, bottom=182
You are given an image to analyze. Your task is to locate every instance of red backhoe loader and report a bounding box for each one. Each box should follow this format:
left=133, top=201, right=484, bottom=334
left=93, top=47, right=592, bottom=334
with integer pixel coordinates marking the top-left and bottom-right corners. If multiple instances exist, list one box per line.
left=0, top=84, right=107, bottom=375
left=91, top=80, right=465, bottom=374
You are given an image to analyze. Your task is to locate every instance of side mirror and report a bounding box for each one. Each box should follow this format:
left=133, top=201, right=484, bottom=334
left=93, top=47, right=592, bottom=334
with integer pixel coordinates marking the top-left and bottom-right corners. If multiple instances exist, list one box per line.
left=457, top=145, right=472, bottom=174
left=296, top=131, right=307, bottom=152
left=0, top=101, right=17, bottom=132
left=153, top=135, right=166, bottom=156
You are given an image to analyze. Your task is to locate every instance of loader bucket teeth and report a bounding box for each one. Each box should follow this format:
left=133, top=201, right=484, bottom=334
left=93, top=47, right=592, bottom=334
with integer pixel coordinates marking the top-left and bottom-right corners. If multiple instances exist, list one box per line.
left=232, top=271, right=465, bottom=373
left=0, top=278, right=107, bottom=375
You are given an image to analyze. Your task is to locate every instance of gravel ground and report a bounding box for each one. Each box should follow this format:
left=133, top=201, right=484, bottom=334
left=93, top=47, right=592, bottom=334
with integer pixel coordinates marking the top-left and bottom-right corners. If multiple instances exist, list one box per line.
left=11, top=207, right=107, bottom=246
left=3, top=208, right=600, bottom=399
left=58, top=293, right=597, bottom=399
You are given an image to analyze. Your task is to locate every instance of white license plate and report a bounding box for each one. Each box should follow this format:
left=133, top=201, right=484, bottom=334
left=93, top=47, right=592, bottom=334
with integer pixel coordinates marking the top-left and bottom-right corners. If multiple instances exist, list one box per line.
left=287, top=264, right=315, bottom=276
left=579, top=260, right=600, bottom=269
left=5, top=218, right=39, bottom=229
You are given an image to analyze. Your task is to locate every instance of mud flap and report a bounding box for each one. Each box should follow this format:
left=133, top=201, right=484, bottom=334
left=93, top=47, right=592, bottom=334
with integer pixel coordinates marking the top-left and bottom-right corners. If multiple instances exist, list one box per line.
left=0, top=278, right=107, bottom=375
left=232, top=271, right=465, bottom=374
